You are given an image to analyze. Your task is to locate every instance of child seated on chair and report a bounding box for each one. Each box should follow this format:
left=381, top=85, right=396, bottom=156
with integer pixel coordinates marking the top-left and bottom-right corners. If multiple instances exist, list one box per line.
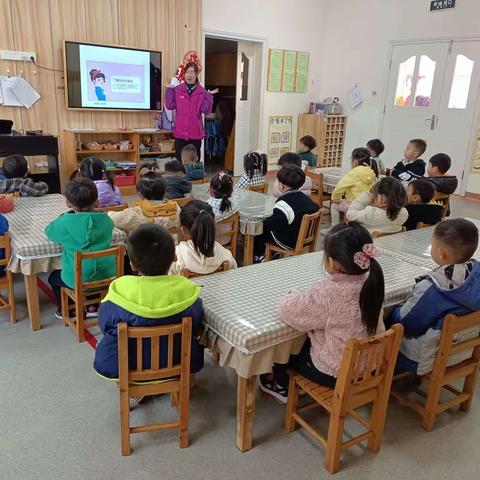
left=235, top=152, right=267, bottom=189
left=0, top=154, right=48, bottom=197
left=346, top=177, right=408, bottom=234
left=45, top=178, right=115, bottom=319
left=169, top=200, right=237, bottom=275
left=259, top=222, right=385, bottom=402
left=387, top=219, right=480, bottom=375
left=93, top=223, right=205, bottom=379
left=426, top=153, right=458, bottom=195
left=298, top=135, right=317, bottom=168
left=366, top=138, right=386, bottom=174
left=108, top=172, right=180, bottom=233
left=272, top=152, right=312, bottom=197
left=390, top=138, right=427, bottom=182
left=181, top=144, right=205, bottom=181
left=0, top=211, right=9, bottom=274
left=164, top=160, right=192, bottom=199
left=254, top=165, right=319, bottom=259
left=404, top=179, right=443, bottom=231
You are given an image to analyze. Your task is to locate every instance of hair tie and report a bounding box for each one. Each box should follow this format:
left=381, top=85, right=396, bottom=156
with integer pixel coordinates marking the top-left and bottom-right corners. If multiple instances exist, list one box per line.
left=199, top=209, right=207, bottom=215
left=353, top=243, right=379, bottom=270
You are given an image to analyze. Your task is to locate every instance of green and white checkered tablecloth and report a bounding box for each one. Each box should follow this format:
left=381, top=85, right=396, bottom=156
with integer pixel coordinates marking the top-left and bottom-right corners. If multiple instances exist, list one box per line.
left=310, top=167, right=343, bottom=193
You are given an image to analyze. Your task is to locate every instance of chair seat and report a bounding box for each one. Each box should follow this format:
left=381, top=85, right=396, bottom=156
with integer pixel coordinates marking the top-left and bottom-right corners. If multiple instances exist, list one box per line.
left=290, top=371, right=334, bottom=411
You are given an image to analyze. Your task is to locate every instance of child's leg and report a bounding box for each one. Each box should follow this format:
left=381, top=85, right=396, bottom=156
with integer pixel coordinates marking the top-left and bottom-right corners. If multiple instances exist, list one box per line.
left=48, top=270, right=68, bottom=307
left=330, top=200, right=350, bottom=227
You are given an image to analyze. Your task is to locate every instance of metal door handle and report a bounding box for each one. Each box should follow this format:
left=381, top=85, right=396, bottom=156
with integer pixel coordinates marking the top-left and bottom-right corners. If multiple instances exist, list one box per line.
left=424, top=114, right=436, bottom=130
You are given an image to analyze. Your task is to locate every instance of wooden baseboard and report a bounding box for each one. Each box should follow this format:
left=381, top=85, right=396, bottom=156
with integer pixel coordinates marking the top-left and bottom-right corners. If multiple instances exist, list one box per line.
left=465, top=192, right=480, bottom=202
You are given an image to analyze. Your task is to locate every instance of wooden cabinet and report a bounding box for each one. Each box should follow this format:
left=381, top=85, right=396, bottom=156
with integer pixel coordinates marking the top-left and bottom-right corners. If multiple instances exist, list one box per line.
left=297, top=114, right=347, bottom=167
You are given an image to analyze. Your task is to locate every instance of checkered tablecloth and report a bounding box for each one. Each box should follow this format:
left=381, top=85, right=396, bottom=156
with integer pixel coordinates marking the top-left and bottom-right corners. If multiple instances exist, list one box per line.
left=310, top=167, right=343, bottom=193
left=4, top=194, right=126, bottom=262
left=194, top=251, right=430, bottom=355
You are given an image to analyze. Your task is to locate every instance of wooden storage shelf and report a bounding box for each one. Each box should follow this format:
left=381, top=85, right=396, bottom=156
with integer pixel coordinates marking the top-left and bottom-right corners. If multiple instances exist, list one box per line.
left=75, top=149, right=137, bottom=154
left=297, top=114, right=347, bottom=168
left=139, top=151, right=175, bottom=156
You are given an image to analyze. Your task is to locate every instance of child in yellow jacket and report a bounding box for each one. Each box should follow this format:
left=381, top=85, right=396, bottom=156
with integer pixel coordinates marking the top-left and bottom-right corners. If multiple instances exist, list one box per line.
left=324, top=148, right=378, bottom=234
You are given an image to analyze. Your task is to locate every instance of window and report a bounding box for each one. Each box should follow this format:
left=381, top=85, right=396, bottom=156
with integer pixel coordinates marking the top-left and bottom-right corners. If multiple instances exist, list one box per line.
left=413, top=55, right=436, bottom=107
left=448, top=55, right=474, bottom=109
left=240, top=52, right=249, bottom=101
left=394, top=56, right=415, bottom=106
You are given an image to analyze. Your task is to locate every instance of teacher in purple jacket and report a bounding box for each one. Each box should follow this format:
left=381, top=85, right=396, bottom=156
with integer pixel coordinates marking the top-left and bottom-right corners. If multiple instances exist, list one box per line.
left=165, top=62, right=216, bottom=163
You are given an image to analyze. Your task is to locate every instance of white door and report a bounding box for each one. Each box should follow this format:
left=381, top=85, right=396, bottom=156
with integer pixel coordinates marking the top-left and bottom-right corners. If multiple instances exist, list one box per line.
left=382, top=40, right=480, bottom=194
left=234, top=41, right=255, bottom=176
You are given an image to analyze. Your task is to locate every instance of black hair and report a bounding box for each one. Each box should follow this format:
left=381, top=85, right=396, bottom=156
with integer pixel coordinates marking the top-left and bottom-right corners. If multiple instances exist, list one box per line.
left=372, top=177, right=407, bottom=220
left=429, top=153, right=451, bottom=174
left=278, top=152, right=301, bottom=168
left=434, top=219, right=479, bottom=264
left=366, top=138, right=385, bottom=156
left=409, top=178, right=435, bottom=204
left=300, top=135, right=317, bottom=151
left=136, top=172, right=166, bottom=200
left=324, top=222, right=384, bottom=335
left=409, top=138, right=427, bottom=156
left=138, top=161, right=159, bottom=177
left=89, top=69, right=105, bottom=82
left=352, top=147, right=379, bottom=178
left=127, top=223, right=175, bottom=275
left=277, top=165, right=305, bottom=190
left=181, top=144, right=199, bottom=163
left=180, top=200, right=216, bottom=258
left=64, top=178, right=98, bottom=210
left=165, top=159, right=186, bottom=174
left=78, top=156, right=116, bottom=191
left=243, top=151, right=267, bottom=179
left=2, top=154, right=28, bottom=178
left=210, top=172, right=233, bottom=213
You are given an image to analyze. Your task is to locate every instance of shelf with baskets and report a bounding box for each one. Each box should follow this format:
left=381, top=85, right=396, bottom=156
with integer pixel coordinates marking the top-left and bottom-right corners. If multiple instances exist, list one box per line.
left=297, top=114, right=347, bottom=168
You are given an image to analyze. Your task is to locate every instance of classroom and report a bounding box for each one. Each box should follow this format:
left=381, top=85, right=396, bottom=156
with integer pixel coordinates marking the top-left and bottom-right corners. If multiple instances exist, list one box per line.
left=1, top=0, right=480, bottom=478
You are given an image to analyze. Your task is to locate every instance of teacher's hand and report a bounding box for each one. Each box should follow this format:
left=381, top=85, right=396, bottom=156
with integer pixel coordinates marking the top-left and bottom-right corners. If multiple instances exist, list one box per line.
left=208, top=88, right=219, bottom=94
left=165, top=83, right=175, bottom=88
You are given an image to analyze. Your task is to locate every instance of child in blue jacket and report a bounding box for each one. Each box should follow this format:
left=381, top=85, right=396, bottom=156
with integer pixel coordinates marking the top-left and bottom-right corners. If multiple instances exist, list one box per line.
left=93, top=223, right=204, bottom=379
left=388, top=219, right=480, bottom=375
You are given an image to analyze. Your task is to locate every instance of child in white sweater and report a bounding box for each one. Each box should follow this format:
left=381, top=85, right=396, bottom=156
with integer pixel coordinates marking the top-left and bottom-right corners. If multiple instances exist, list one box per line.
left=346, top=177, right=408, bottom=234
left=169, top=200, right=237, bottom=275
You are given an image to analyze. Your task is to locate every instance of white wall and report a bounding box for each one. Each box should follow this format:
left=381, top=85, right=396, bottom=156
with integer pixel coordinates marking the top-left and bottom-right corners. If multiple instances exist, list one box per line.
left=318, top=0, right=480, bottom=192
left=203, top=0, right=326, bottom=171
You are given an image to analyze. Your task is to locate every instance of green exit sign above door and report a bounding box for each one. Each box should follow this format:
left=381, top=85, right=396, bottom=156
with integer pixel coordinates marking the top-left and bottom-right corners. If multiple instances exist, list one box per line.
left=430, top=0, right=455, bottom=11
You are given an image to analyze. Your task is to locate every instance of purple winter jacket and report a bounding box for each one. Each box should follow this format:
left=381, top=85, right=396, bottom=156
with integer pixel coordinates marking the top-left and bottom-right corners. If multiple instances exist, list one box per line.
left=165, top=83, right=213, bottom=140
left=94, top=180, right=123, bottom=208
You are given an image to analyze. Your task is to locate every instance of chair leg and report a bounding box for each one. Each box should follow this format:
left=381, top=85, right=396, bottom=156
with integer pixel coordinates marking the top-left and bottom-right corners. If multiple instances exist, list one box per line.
left=324, top=414, right=345, bottom=474
left=264, top=244, right=272, bottom=262
left=178, top=378, right=190, bottom=448
left=367, top=396, right=389, bottom=453
left=284, top=375, right=299, bottom=433
left=60, top=288, right=69, bottom=327
left=75, top=298, right=84, bottom=343
left=120, top=390, right=131, bottom=456
left=422, top=380, right=443, bottom=431
left=460, top=369, right=480, bottom=412
left=7, top=274, right=15, bottom=324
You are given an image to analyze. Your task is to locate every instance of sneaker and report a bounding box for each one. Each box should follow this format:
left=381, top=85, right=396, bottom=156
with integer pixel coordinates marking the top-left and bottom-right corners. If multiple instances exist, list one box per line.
left=320, top=227, right=332, bottom=236
left=54, top=310, right=63, bottom=320
left=85, top=305, right=99, bottom=318
left=259, top=374, right=288, bottom=404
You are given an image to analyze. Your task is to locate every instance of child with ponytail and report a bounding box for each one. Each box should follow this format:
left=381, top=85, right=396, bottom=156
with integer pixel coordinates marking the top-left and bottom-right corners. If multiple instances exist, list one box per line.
left=235, top=151, right=268, bottom=189
left=260, top=222, right=385, bottom=403
left=207, top=171, right=239, bottom=220
left=169, top=200, right=237, bottom=275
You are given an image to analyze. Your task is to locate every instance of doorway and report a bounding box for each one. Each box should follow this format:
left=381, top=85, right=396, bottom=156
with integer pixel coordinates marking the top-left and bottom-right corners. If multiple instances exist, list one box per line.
left=203, top=33, right=265, bottom=176
left=381, top=39, right=480, bottom=194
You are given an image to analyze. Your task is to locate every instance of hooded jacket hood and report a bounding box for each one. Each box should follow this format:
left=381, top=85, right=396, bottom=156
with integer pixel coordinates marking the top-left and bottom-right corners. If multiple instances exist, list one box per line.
left=427, top=176, right=458, bottom=195
left=135, top=198, right=178, bottom=219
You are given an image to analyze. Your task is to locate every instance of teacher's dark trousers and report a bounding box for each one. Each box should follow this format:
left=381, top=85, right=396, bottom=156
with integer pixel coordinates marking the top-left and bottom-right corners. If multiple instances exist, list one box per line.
left=175, top=138, right=202, bottom=163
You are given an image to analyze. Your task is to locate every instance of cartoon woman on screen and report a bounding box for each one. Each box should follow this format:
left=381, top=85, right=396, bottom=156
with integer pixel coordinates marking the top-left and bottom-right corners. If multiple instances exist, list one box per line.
left=89, top=69, right=106, bottom=101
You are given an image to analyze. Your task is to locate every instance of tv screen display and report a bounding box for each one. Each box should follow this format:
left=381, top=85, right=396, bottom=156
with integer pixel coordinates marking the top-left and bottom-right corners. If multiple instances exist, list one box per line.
left=64, top=41, right=162, bottom=111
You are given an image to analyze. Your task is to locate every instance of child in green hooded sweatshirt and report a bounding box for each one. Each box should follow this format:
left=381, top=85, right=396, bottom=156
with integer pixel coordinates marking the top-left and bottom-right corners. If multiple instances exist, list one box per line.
left=45, top=178, right=116, bottom=319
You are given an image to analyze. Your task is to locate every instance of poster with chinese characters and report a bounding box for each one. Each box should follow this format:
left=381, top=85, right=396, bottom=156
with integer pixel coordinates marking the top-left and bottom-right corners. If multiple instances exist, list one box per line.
left=267, top=50, right=309, bottom=92
left=430, top=0, right=455, bottom=11
left=471, top=129, right=480, bottom=173
left=268, top=116, right=293, bottom=164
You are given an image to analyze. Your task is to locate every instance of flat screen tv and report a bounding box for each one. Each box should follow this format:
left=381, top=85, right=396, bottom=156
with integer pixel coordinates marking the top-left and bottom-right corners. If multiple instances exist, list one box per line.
left=64, top=41, right=162, bottom=111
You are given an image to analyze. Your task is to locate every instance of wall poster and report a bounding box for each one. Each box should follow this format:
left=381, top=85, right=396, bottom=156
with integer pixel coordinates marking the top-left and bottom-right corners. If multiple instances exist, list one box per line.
left=268, top=115, right=293, bottom=164
left=267, top=49, right=309, bottom=93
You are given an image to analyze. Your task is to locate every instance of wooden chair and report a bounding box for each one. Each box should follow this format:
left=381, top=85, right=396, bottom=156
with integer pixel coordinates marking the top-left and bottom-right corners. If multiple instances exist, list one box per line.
left=285, top=324, right=404, bottom=474
left=118, top=318, right=192, bottom=455
left=264, top=210, right=322, bottom=261
left=0, top=233, right=15, bottom=323
left=247, top=183, right=268, bottom=194
left=216, top=212, right=239, bottom=258
left=371, top=226, right=406, bottom=239
left=416, top=222, right=433, bottom=229
left=171, top=196, right=194, bottom=208
left=96, top=203, right=129, bottom=212
left=61, top=246, right=124, bottom=342
left=391, top=312, right=480, bottom=431
left=180, top=261, right=230, bottom=279
left=433, top=192, right=450, bottom=220
left=307, top=171, right=331, bottom=210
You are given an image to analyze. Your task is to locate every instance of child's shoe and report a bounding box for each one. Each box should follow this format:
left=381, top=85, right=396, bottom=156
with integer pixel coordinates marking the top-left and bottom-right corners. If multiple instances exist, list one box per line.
left=259, top=374, right=288, bottom=404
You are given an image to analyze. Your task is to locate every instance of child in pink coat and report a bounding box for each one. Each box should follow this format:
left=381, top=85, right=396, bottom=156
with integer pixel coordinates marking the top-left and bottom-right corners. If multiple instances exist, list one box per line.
left=259, top=222, right=385, bottom=403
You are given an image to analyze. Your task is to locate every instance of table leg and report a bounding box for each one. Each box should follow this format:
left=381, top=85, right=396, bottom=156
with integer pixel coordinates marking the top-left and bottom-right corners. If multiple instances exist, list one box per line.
left=237, top=375, right=256, bottom=452
left=243, top=234, right=254, bottom=266
left=24, top=274, right=41, bottom=331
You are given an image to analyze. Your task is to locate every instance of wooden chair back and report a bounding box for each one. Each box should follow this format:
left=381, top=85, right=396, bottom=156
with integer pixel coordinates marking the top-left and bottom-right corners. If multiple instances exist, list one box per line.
left=118, top=318, right=192, bottom=455
left=0, top=233, right=15, bottom=323
left=372, top=226, right=406, bottom=239
left=171, top=196, right=194, bottom=208
left=306, top=171, right=324, bottom=206
left=96, top=203, right=129, bottom=212
left=285, top=325, right=403, bottom=473
left=392, top=311, right=480, bottom=431
left=433, top=192, right=450, bottom=220
left=216, top=212, right=239, bottom=258
left=61, top=246, right=124, bottom=342
left=180, top=261, right=230, bottom=279
left=247, top=183, right=268, bottom=194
